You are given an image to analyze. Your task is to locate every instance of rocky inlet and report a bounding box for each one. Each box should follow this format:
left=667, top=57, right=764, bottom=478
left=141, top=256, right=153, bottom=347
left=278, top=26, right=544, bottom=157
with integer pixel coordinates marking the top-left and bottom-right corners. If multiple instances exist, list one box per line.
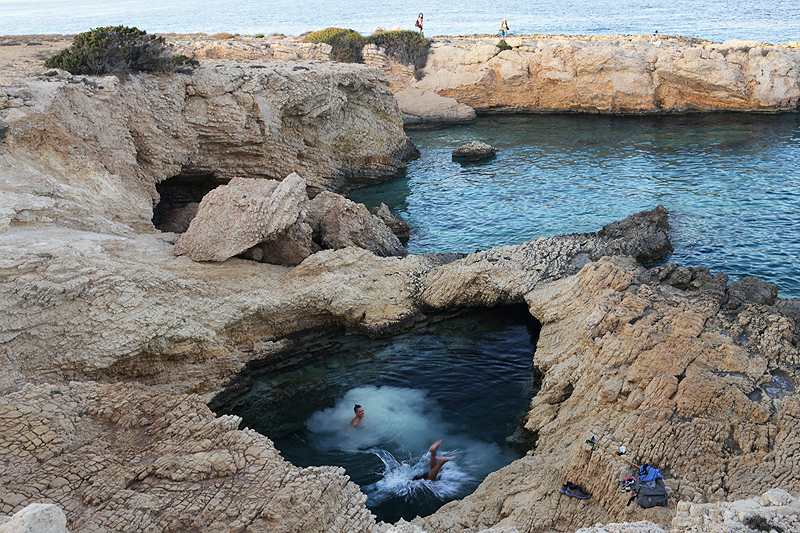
left=1, top=32, right=800, bottom=533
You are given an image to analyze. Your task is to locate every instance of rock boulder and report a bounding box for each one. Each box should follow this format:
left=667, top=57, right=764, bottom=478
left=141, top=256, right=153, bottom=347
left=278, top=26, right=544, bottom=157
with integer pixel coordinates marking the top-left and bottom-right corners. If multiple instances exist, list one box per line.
left=174, top=173, right=308, bottom=262
left=309, top=192, right=407, bottom=257
left=371, top=202, right=411, bottom=244
left=452, top=141, right=497, bottom=162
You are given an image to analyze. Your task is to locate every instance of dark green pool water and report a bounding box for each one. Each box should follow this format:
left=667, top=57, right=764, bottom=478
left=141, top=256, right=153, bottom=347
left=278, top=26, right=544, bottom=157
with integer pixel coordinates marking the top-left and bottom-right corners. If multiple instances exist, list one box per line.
left=214, top=306, right=540, bottom=523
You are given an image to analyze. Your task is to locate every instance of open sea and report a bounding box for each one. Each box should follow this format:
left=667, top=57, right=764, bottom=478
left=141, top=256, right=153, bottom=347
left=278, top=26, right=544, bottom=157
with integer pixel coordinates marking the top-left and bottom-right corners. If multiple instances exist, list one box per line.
left=1, top=0, right=799, bottom=44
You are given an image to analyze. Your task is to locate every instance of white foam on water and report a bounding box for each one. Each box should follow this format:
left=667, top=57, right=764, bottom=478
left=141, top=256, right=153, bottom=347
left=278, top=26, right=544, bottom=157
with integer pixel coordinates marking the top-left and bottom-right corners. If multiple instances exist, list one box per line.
left=363, top=447, right=472, bottom=506
left=305, top=386, right=519, bottom=503
left=305, top=385, right=447, bottom=454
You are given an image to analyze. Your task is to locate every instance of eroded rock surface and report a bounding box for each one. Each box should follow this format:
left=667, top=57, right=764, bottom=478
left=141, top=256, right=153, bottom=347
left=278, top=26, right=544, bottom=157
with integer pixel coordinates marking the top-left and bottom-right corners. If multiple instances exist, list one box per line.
left=414, top=255, right=800, bottom=532
left=3, top=33, right=800, bottom=533
left=0, top=206, right=670, bottom=397
left=410, top=35, right=800, bottom=114
left=0, top=59, right=413, bottom=233
left=0, top=381, right=377, bottom=532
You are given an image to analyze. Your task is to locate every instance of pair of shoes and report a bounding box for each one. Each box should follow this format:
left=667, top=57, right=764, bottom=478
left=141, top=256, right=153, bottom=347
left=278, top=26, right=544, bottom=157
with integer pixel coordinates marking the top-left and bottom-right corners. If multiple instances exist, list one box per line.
left=620, top=478, right=636, bottom=492
left=561, top=482, right=591, bottom=499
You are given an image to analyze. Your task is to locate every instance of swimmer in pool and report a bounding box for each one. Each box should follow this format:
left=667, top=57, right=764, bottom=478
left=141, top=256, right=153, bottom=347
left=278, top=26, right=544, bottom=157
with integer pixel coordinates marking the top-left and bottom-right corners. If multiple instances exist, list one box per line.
left=351, top=404, right=365, bottom=427
left=413, top=440, right=454, bottom=481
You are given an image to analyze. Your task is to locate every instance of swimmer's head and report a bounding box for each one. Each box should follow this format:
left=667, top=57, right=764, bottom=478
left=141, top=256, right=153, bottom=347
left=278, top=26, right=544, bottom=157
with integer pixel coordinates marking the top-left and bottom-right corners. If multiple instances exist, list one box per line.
left=354, top=404, right=364, bottom=417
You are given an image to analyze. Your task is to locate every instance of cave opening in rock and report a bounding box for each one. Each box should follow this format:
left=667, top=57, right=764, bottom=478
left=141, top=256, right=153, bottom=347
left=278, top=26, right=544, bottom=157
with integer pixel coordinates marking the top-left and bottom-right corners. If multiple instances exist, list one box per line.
left=211, top=304, right=542, bottom=524
left=152, top=172, right=229, bottom=230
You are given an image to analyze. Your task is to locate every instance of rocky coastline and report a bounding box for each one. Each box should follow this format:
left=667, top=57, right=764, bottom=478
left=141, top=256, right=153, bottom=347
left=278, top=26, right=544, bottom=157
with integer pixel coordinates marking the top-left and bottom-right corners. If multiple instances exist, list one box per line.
left=1, top=32, right=800, bottom=533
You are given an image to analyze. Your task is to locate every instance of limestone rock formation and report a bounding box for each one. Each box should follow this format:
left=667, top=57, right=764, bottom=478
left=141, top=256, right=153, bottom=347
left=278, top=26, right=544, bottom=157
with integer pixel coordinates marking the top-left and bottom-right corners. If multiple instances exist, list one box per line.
left=174, top=174, right=307, bottom=261
left=395, top=88, right=476, bottom=127
left=0, top=503, right=69, bottom=533
left=0, top=381, right=377, bottom=532
left=4, top=32, right=800, bottom=533
left=308, top=191, right=407, bottom=257
left=414, top=254, right=800, bottom=532
left=371, top=202, right=411, bottom=244
left=452, top=141, right=497, bottom=162
left=0, top=205, right=669, bottom=398
left=411, top=36, right=800, bottom=113
left=172, top=175, right=409, bottom=264
left=0, top=59, right=414, bottom=233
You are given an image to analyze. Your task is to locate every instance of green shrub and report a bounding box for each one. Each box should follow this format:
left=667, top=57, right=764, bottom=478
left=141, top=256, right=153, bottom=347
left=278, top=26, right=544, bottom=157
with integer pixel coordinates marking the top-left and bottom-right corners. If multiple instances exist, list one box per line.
left=497, top=39, right=511, bottom=51
left=303, top=27, right=365, bottom=63
left=254, top=34, right=265, bottom=39
left=303, top=27, right=431, bottom=76
left=44, top=26, right=198, bottom=75
left=365, top=30, right=431, bottom=72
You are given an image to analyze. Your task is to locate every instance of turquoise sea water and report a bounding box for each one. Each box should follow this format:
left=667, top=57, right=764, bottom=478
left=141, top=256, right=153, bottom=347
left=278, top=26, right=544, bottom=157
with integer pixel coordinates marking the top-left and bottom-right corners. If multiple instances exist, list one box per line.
left=2, top=0, right=799, bottom=44
left=350, top=113, right=800, bottom=299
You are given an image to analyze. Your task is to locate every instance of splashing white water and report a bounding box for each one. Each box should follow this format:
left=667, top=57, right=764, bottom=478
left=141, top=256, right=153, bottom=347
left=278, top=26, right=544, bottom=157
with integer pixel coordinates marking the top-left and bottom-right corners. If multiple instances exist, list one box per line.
left=363, top=447, right=472, bottom=506
left=305, top=386, right=519, bottom=503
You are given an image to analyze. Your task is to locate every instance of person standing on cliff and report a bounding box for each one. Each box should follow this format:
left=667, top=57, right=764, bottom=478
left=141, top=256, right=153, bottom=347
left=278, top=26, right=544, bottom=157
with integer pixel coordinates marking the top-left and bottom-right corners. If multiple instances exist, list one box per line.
left=351, top=404, right=365, bottom=427
left=500, top=19, right=510, bottom=38
left=415, top=13, right=424, bottom=35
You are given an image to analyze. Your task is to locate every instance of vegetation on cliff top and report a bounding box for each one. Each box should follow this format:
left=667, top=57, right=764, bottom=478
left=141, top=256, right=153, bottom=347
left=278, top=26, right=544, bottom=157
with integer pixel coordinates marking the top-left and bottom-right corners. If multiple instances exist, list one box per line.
left=44, top=26, right=199, bottom=75
left=303, top=28, right=431, bottom=75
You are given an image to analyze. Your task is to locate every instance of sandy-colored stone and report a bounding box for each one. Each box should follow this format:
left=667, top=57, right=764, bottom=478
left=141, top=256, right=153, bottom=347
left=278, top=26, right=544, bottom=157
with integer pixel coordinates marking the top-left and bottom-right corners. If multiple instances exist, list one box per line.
left=2, top=32, right=800, bottom=533
left=410, top=35, right=800, bottom=113
left=0, top=382, right=376, bottom=532
left=0, top=502, right=69, bottom=533
left=395, top=88, right=476, bottom=126
left=1, top=55, right=412, bottom=234
left=173, top=174, right=306, bottom=261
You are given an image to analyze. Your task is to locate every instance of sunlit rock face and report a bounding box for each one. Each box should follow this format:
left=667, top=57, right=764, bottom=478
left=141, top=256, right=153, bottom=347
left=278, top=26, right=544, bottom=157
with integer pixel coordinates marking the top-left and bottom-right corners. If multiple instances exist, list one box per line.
left=412, top=36, right=800, bottom=114
left=0, top=58, right=414, bottom=233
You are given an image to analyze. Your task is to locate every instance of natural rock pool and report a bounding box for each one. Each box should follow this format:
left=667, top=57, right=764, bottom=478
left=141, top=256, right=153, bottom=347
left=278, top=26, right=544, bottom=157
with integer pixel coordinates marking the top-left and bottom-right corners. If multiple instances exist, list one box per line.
left=213, top=306, right=540, bottom=523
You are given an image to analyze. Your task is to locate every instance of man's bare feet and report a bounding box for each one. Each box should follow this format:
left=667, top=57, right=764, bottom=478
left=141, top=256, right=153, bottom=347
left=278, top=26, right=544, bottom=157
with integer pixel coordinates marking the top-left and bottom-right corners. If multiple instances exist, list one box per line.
left=430, top=439, right=442, bottom=454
